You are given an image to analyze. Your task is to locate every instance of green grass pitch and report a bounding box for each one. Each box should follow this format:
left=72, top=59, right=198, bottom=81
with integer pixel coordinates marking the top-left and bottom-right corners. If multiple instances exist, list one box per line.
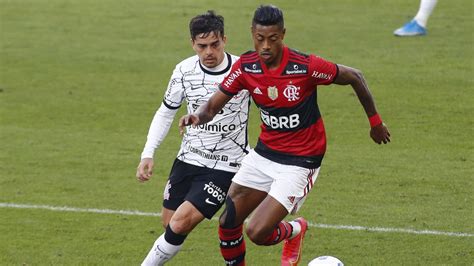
left=0, top=0, right=472, bottom=265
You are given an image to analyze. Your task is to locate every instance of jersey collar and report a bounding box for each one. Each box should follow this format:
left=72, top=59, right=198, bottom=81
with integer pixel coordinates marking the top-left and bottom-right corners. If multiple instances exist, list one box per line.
left=259, top=46, right=289, bottom=76
left=199, top=52, right=232, bottom=75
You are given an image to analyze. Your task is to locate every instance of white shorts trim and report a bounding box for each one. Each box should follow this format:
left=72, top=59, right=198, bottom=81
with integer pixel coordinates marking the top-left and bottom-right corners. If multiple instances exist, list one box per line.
left=232, top=149, right=320, bottom=214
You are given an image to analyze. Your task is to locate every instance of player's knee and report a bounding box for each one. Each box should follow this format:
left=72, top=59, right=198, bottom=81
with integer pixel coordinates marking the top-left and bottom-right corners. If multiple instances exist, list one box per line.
left=220, top=197, right=237, bottom=228
left=246, top=218, right=275, bottom=245
left=218, top=211, right=227, bottom=227
left=169, top=217, right=193, bottom=235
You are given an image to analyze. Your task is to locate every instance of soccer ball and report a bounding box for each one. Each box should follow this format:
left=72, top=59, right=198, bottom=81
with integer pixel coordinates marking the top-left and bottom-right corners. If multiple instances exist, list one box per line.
left=308, top=255, right=344, bottom=266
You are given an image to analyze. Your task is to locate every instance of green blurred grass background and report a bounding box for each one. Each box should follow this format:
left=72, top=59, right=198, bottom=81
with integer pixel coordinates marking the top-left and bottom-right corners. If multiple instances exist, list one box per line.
left=1, top=0, right=472, bottom=265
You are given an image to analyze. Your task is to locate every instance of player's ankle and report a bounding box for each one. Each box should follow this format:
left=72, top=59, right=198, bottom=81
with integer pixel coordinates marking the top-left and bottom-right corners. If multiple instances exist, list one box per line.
left=288, top=220, right=301, bottom=239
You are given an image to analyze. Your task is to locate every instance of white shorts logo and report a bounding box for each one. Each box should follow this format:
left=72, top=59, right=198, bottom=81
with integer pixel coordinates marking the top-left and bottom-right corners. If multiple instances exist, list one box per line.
left=205, top=198, right=218, bottom=205
left=203, top=182, right=226, bottom=203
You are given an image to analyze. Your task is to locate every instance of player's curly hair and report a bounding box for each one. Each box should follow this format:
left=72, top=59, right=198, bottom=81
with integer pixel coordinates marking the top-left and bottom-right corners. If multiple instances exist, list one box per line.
left=252, top=5, right=284, bottom=29
left=189, top=10, right=224, bottom=40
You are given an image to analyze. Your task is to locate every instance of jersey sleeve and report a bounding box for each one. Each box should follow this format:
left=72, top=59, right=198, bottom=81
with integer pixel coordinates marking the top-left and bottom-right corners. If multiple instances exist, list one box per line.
left=162, top=63, right=185, bottom=109
left=309, top=55, right=338, bottom=86
left=218, top=59, right=244, bottom=96
left=141, top=104, right=178, bottom=159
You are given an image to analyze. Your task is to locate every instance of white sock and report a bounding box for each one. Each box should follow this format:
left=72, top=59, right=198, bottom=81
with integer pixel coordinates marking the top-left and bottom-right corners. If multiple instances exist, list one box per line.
left=141, top=234, right=182, bottom=266
left=288, top=221, right=302, bottom=239
left=413, top=0, right=438, bottom=28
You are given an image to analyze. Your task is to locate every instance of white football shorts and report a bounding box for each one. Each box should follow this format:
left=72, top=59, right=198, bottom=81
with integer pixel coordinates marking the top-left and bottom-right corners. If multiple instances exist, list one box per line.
left=232, top=149, right=320, bottom=214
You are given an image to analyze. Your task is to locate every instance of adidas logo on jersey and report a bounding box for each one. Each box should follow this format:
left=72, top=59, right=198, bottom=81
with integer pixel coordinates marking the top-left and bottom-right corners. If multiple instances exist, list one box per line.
left=253, top=87, right=263, bottom=95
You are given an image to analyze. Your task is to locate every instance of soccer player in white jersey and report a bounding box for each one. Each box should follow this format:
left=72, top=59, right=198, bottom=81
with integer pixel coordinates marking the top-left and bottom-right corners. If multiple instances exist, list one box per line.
left=136, top=11, right=250, bottom=265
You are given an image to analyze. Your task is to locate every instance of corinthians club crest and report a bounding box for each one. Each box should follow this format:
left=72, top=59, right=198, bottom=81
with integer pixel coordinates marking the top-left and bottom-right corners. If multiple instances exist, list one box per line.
left=267, top=86, right=278, bottom=100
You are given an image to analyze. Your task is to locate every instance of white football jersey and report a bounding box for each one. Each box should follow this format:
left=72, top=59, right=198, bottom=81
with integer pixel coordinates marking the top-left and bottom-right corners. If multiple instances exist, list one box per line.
left=163, top=53, right=250, bottom=172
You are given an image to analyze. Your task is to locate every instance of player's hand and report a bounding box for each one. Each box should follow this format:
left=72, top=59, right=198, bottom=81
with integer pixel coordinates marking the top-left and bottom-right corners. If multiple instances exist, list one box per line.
left=178, top=114, right=200, bottom=135
left=370, top=123, right=391, bottom=144
left=136, top=158, right=154, bottom=182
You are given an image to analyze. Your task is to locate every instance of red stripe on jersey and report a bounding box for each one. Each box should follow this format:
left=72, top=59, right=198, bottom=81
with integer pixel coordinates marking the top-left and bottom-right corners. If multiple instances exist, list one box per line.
left=240, top=52, right=259, bottom=63
left=288, top=55, right=310, bottom=64
left=259, top=118, right=327, bottom=157
left=288, top=58, right=310, bottom=65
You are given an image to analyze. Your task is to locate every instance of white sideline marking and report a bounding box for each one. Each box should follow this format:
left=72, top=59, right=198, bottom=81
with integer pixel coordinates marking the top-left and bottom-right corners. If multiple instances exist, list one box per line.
left=311, top=222, right=474, bottom=237
left=0, top=202, right=161, bottom=217
left=1, top=202, right=472, bottom=238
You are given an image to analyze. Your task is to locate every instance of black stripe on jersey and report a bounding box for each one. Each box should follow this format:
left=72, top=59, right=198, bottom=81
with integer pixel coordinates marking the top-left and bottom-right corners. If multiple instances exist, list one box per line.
left=199, top=53, right=233, bottom=75
left=255, top=139, right=324, bottom=169
left=218, top=84, right=237, bottom=96
left=283, top=49, right=310, bottom=75
left=162, top=100, right=181, bottom=110
left=289, top=48, right=310, bottom=59
left=240, top=51, right=259, bottom=63
left=241, top=50, right=257, bottom=56
left=288, top=57, right=310, bottom=65
left=257, top=90, right=321, bottom=132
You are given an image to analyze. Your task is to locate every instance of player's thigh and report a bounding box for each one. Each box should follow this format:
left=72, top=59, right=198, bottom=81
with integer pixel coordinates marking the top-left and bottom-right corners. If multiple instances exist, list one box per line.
left=184, top=167, right=235, bottom=219
left=227, top=149, right=275, bottom=222
left=226, top=182, right=268, bottom=224
left=162, top=159, right=195, bottom=212
left=268, top=165, right=320, bottom=214
left=246, top=194, right=288, bottom=235
left=231, top=149, right=274, bottom=193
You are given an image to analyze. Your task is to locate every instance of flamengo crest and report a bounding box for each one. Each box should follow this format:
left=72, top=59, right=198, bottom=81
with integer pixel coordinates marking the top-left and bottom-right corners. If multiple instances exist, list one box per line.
left=283, top=84, right=300, bottom=101
left=267, top=86, right=278, bottom=100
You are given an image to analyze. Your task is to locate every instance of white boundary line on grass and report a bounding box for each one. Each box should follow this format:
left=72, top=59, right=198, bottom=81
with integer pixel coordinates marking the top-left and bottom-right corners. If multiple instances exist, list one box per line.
left=1, top=202, right=472, bottom=238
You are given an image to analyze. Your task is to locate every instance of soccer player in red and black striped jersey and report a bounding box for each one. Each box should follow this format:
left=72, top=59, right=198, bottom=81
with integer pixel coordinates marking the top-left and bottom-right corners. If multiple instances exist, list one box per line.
left=180, top=5, right=390, bottom=266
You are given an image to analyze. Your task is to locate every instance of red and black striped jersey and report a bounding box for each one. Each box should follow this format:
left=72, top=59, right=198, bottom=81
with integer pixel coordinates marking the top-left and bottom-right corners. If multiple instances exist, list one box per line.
left=219, top=46, right=338, bottom=168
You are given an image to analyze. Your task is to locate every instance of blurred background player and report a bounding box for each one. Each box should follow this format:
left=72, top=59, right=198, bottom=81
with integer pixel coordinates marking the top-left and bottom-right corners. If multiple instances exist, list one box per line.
left=179, top=4, right=390, bottom=266
left=394, top=0, right=438, bottom=36
left=136, top=11, right=250, bottom=265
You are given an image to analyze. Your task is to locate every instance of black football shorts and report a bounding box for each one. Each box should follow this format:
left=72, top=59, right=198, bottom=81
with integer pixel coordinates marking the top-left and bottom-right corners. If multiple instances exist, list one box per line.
left=162, top=159, right=235, bottom=219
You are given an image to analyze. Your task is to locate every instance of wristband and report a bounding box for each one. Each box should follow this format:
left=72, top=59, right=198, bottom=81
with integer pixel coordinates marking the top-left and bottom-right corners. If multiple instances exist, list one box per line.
left=369, top=114, right=383, bottom=127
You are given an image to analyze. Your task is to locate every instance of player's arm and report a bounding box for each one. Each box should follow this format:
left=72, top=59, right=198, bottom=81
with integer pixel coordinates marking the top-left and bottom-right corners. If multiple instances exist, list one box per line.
left=333, top=64, right=391, bottom=144
left=137, top=65, right=184, bottom=182
left=179, top=89, right=232, bottom=135
left=137, top=104, right=179, bottom=182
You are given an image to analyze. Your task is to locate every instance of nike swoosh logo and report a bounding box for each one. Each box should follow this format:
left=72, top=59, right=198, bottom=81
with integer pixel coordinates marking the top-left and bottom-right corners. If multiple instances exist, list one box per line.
left=205, top=198, right=217, bottom=205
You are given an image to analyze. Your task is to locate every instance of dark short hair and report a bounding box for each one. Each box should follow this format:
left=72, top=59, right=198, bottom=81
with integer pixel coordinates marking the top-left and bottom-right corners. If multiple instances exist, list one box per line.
left=189, top=10, right=224, bottom=40
left=252, top=5, right=284, bottom=28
